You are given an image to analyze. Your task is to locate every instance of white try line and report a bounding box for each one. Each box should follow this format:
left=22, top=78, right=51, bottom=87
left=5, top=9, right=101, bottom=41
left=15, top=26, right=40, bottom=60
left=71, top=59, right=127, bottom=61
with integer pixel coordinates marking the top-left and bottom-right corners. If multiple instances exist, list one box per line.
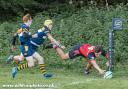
left=60, top=78, right=98, bottom=88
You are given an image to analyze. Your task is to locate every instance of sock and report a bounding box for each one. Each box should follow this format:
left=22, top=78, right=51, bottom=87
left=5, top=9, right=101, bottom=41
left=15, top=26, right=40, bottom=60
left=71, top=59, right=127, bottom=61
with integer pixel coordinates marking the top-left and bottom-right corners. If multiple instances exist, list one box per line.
left=39, top=64, right=46, bottom=74
left=17, top=63, right=28, bottom=71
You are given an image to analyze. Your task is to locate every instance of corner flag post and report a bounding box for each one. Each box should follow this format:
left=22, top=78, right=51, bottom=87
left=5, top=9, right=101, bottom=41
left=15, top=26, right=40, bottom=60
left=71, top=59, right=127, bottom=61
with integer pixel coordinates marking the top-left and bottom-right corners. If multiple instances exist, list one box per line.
left=108, top=18, right=123, bottom=71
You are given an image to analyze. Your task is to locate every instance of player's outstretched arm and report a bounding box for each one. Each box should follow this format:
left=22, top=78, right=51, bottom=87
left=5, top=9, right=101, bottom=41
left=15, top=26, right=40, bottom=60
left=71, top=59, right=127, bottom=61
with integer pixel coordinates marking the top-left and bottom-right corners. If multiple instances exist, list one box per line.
left=47, top=33, right=65, bottom=49
left=89, top=60, right=106, bottom=75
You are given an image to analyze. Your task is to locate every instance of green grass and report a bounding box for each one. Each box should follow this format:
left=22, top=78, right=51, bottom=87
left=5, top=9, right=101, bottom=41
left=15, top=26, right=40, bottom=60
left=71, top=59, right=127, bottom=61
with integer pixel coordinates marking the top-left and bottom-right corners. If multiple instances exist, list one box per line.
left=0, top=64, right=128, bottom=89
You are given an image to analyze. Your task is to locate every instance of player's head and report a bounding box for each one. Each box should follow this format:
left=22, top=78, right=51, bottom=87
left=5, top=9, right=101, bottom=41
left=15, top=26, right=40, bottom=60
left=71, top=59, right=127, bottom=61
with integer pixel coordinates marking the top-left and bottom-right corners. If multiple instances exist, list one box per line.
left=94, top=45, right=103, bottom=57
left=23, top=13, right=32, bottom=26
left=44, top=20, right=53, bottom=30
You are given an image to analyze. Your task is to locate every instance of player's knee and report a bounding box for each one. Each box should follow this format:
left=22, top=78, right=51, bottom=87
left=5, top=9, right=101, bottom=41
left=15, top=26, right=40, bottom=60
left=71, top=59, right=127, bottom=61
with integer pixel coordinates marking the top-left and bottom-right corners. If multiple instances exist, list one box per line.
left=28, top=64, right=34, bottom=68
left=13, top=56, right=17, bottom=60
left=14, top=56, right=24, bottom=61
left=28, top=63, right=34, bottom=68
left=61, top=55, right=68, bottom=60
left=38, top=58, right=44, bottom=64
left=61, top=53, right=70, bottom=60
left=35, top=56, right=44, bottom=64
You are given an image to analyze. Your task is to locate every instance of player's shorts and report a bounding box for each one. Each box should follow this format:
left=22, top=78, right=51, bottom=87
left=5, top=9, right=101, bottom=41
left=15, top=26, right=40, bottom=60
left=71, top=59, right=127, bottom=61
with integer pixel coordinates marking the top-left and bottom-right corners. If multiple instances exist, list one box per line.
left=20, top=44, right=35, bottom=57
left=25, top=52, right=44, bottom=67
left=68, top=44, right=82, bottom=59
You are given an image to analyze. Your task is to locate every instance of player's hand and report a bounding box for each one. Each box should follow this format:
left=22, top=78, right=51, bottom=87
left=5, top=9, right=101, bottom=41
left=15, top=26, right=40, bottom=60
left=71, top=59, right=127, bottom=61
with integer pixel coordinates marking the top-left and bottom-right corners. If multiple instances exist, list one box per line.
left=61, top=45, right=65, bottom=49
left=99, top=70, right=106, bottom=75
left=11, top=46, right=17, bottom=51
left=56, top=41, right=65, bottom=49
left=106, top=61, right=109, bottom=67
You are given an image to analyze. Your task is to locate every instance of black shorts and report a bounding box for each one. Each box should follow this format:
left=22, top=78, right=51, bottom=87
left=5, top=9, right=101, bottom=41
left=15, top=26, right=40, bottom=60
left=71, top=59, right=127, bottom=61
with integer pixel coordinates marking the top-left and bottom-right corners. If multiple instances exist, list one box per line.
left=69, top=44, right=82, bottom=59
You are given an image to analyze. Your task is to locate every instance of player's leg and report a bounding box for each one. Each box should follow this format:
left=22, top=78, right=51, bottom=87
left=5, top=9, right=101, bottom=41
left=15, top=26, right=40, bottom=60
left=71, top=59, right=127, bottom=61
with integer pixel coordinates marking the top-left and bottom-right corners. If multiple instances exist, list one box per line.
left=55, top=47, right=69, bottom=60
left=13, top=53, right=24, bottom=64
left=16, top=45, right=35, bottom=70
left=32, top=52, right=53, bottom=78
left=32, top=52, right=45, bottom=73
left=25, top=56, right=35, bottom=68
left=84, top=62, right=93, bottom=75
left=6, top=53, right=24, bottom=64
left=13, top=53, right=24, bottom=61
left=12, top=56, right=34, bottom=78
left=54, top=44, right=81, bottom=60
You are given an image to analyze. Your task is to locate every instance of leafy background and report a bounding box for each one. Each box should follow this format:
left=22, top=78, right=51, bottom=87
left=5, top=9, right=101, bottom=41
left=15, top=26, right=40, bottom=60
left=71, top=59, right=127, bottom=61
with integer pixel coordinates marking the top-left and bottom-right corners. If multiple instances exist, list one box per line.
left=0, top=0, right=128, bottom=72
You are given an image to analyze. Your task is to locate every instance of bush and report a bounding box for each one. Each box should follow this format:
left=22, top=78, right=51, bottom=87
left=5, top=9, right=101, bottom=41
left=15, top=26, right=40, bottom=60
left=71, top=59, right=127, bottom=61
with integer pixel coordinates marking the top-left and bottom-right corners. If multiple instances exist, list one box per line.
left=0, top=5, right=128, bottom=71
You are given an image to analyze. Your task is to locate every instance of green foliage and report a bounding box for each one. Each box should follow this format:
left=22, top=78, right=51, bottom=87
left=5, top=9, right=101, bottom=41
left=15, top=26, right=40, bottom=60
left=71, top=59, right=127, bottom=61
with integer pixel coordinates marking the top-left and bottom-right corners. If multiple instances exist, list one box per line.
left=0, top=0, right=39, bottom=21
left=0, top=5, right=128, bottom=70
left=1, top=0, right=127, bottom=22
left=0, top=22, right=19, bottom=56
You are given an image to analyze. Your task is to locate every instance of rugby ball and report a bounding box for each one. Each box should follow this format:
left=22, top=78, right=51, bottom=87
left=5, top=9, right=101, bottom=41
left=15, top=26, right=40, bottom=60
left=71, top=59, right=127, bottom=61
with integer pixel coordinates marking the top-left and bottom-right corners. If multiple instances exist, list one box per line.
left=103, top=71, right=113, bottom=79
